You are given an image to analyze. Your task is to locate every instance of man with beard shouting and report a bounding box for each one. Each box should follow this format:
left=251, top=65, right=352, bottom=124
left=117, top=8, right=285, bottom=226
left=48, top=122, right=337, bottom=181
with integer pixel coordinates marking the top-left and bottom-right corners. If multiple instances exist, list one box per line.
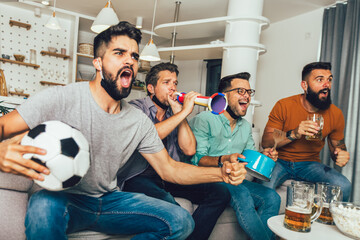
left=0, top=22, right=246, bottom=240
left=261, top=62, right=351, bottom=201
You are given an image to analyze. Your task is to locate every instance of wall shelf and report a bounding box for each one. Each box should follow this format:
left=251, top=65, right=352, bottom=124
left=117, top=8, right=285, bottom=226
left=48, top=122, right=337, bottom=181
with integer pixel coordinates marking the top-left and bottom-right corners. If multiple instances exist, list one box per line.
left=158, top=42, right=266, bottom=60
left=9, top=20, right=31, bottom=30
left=138, top=67, right=149, bottom=73
left=133, top=86, right=145, bottom=91
left=8, top=91, right=30, bottom=97
left=76, top=53, right=93, bottom=65
left=154, top=16, right=270, bottom=39
left=77, top=52, right=93, bottom=59
left=40, top=51, right=70, bottom=60
left=0, top=57, right=40, bottom=69
left=40, top=81, right=65, bottom=86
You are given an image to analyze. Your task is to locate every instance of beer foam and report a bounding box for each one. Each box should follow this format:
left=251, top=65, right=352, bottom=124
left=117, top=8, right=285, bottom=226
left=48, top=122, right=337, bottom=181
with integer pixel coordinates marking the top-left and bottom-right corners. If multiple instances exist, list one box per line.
left=286, top=206, right=311, bottom=214
left=331, top=204, right=360, bottom=238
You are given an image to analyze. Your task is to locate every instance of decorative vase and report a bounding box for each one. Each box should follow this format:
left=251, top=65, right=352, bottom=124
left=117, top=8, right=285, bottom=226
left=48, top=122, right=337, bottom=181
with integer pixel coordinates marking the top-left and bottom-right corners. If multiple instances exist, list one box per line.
left=30, top=49, right=37, bottom=64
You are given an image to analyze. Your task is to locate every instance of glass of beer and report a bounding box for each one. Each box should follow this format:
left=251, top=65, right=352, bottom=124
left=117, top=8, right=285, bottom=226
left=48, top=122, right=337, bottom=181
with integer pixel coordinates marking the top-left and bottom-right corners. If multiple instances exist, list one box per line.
left=315, top=183, right=342, bottom=225
left=305, top=113, right=324, bottom=140
left=284, top=181, right=323, bottom=232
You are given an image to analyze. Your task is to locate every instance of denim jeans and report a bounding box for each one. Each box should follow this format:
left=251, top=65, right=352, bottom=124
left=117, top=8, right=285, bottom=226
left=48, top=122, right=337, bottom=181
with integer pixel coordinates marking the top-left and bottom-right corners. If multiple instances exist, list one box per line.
left=25, top=189, right=194, bottom=240
left=123, top=174, right=230, bottom=240
left=260, top=159, right=352, bottom=201
left=224, top=180, right=280, bottom=240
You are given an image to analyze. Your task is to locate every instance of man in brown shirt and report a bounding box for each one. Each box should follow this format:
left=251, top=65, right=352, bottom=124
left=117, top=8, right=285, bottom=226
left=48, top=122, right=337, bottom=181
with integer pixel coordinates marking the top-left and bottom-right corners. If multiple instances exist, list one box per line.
left=261, top=62, right=351, bottom=201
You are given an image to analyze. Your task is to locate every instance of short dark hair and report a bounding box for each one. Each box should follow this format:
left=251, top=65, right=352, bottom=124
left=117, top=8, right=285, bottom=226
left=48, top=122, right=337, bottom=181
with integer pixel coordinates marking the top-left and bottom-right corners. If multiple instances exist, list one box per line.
left=145, top=62, right=179, bottom=96
left=302, top=62, right=331, bottom=80
left=218, top=72, right=251, bottom=92
left=93, top=21, right=142, bottom=59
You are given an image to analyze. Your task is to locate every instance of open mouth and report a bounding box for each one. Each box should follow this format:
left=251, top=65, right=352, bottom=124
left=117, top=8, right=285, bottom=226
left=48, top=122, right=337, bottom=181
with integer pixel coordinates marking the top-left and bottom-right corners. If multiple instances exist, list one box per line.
left=239, top=100, right=249, bottom=110
left=318, top=89, right=329, bottom=98
left=119, top=69, right=133, bottom=88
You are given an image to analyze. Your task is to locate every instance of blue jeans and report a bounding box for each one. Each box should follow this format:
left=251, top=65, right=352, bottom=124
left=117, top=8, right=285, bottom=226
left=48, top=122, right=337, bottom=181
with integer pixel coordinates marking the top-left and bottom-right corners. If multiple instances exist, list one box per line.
left=25, top=190, right=194, bottom=240
left=260, top=159, right=352, bottom=201
left=123, top=174, right=230, bottom=240
left=224, top=180, right=281, bottom=240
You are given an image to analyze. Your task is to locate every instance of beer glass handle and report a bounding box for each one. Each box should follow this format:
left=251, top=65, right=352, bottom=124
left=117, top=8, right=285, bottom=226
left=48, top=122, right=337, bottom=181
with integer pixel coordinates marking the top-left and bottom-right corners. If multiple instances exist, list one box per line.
left=311, top=194, right=323, bottom=222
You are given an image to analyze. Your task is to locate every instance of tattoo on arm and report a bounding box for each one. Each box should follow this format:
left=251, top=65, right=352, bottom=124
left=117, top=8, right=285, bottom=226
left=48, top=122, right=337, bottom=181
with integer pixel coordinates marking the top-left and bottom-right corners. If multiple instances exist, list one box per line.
left=328, top=138, right=347, bottom=160
left=334, top=139, right=347, bottom=151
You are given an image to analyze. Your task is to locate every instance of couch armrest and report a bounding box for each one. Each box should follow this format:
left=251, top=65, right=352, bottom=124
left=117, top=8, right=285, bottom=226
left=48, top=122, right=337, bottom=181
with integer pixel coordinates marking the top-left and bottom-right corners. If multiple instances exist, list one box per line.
left=0, top=189, right=28, bottom=240
left=0, top=172, right=34, bottom=240
left=0, top=171, right=34, bottom=192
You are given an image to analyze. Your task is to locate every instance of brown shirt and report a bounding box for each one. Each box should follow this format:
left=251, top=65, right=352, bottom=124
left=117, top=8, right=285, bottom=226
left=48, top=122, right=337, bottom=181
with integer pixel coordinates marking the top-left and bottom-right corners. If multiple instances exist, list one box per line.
left=266, top=94, right=345, bottom=162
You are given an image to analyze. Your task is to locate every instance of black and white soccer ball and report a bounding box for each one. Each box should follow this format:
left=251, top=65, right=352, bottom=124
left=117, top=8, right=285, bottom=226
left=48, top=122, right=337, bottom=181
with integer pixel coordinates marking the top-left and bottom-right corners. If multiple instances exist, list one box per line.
left=21, top=121, right=90, bottom=191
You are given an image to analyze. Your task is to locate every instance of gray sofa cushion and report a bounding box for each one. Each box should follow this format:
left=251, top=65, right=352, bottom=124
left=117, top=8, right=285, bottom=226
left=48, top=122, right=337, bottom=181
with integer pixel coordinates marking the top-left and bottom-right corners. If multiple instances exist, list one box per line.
left=0, top=171, right=288, bottom=240
left=0, top=189, right=28, bottom=240
left=0, top=171, right=33, bottom=192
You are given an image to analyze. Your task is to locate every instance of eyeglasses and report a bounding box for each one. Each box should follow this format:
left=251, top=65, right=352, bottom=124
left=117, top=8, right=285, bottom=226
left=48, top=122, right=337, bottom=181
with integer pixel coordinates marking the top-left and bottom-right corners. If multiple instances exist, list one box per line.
left=224, top=87, right=255, bottom=97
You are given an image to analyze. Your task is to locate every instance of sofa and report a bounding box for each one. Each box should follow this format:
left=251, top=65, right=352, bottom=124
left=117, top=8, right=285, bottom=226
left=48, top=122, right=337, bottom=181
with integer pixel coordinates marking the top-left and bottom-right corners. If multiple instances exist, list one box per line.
left=0, top=171, right=289, bottom=240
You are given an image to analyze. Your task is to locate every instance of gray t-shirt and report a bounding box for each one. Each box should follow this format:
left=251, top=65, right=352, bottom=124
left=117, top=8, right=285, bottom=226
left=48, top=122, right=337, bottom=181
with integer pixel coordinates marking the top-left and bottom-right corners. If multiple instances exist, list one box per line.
left=17, top=82, right=164, bottom=197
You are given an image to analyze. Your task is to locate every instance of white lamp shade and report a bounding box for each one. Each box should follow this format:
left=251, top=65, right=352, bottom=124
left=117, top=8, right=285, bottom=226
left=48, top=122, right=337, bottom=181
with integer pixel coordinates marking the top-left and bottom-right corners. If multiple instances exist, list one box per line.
left=91, top=5, right=119, bottom=33
left=140, top=39, right=160, bottom=62
left=45, top=12, right=61, bottom=30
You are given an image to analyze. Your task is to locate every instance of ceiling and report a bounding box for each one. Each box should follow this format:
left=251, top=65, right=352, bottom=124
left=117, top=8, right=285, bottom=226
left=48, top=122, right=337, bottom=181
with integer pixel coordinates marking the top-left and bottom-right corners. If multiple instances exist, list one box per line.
left=49, top=0, right=335, bottom=28
left=2, top=0, right=336, bottom=46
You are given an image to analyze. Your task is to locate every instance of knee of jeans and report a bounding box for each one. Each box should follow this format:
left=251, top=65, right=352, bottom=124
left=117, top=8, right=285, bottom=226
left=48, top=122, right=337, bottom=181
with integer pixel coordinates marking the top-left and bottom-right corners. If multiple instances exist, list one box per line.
left=264, top=189, right=281, bottom=206
left=259, top=178, right=279, bottom=189
left=170, top=207, right=194, bottom=237
left=26, top=191, right=67, bottom=226
left=229, top=189, right=253, bottom=209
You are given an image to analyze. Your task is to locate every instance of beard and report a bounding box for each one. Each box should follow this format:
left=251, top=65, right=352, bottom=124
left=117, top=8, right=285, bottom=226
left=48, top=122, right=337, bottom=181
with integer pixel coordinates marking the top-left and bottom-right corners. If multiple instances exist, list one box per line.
left=226, top=105, right=241, bottom=119
left=101, top=66, right=134, bottom=101
left=306, top=86, right=332, bottom=110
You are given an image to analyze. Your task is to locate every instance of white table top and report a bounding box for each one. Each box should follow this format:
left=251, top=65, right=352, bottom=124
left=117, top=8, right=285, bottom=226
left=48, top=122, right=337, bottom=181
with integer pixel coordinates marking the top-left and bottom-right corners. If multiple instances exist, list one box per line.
left=267, top=215, right=352, bottom=240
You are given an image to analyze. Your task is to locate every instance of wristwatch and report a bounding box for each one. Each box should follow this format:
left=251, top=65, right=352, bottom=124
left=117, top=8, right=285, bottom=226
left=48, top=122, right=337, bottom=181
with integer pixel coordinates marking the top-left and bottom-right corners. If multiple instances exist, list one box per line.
left=286, top=130, right=297, bottom=141
left=218, top=156, right=223, bottom=168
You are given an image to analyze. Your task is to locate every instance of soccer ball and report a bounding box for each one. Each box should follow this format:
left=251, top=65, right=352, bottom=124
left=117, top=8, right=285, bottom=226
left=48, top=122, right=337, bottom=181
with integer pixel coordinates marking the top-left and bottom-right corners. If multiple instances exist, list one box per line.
left=21, top=121, right=90, bottom=191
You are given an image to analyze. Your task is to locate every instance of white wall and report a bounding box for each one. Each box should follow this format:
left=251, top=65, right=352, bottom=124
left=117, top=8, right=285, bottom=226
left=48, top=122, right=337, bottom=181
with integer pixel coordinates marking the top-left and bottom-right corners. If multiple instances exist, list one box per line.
left=175, top=59, right=207, bottom=119
left=253, top=8, right=324, bottom=138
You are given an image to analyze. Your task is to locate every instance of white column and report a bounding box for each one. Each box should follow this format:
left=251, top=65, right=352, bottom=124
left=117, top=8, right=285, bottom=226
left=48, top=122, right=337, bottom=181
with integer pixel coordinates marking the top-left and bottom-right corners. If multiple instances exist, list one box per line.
left=221, top=0, right=267, bottom=125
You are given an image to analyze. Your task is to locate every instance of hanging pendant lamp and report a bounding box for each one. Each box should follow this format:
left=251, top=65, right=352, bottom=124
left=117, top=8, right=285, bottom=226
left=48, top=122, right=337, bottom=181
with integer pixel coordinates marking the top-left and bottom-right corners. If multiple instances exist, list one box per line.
left=140, top=0, right=160, bottom=61
left=91, top=0, right=119, bottom=33
left=45, top=0, right=61, bottom=30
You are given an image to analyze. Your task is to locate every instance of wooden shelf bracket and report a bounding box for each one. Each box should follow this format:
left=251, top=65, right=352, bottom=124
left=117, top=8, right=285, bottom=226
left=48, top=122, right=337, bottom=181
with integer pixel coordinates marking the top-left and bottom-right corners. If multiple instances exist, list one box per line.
left=9, top=20, right=31, bottom=30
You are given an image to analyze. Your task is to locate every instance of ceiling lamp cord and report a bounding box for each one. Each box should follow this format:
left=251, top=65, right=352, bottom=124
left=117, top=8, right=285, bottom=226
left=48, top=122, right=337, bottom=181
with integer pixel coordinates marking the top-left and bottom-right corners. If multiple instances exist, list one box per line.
left=170, top=1, right=181, bottom=64
left=45, top=0, right=61, bottom=30
left=139, top=0, right=161, bottom=61
left=149, top=0, right=157, bottom=40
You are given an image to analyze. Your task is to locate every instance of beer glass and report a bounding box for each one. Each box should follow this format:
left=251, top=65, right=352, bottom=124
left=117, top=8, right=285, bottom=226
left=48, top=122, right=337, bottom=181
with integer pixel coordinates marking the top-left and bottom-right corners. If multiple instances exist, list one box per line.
left=284, top=181, right=323, bottom=232
left=305, top=113, right=324, bottom=140
left=315, top=183, right=342, bottom=225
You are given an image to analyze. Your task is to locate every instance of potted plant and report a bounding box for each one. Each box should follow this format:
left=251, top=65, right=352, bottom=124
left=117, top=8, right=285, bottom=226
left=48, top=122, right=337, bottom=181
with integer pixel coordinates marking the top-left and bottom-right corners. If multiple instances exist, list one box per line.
left=0, top=101, right=14, bottom=116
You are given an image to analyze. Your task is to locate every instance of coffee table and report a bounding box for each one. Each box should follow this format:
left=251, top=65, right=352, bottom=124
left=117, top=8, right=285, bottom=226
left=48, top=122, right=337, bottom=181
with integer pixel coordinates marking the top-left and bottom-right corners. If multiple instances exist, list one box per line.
left=267, top=215, right=352, bottom=240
